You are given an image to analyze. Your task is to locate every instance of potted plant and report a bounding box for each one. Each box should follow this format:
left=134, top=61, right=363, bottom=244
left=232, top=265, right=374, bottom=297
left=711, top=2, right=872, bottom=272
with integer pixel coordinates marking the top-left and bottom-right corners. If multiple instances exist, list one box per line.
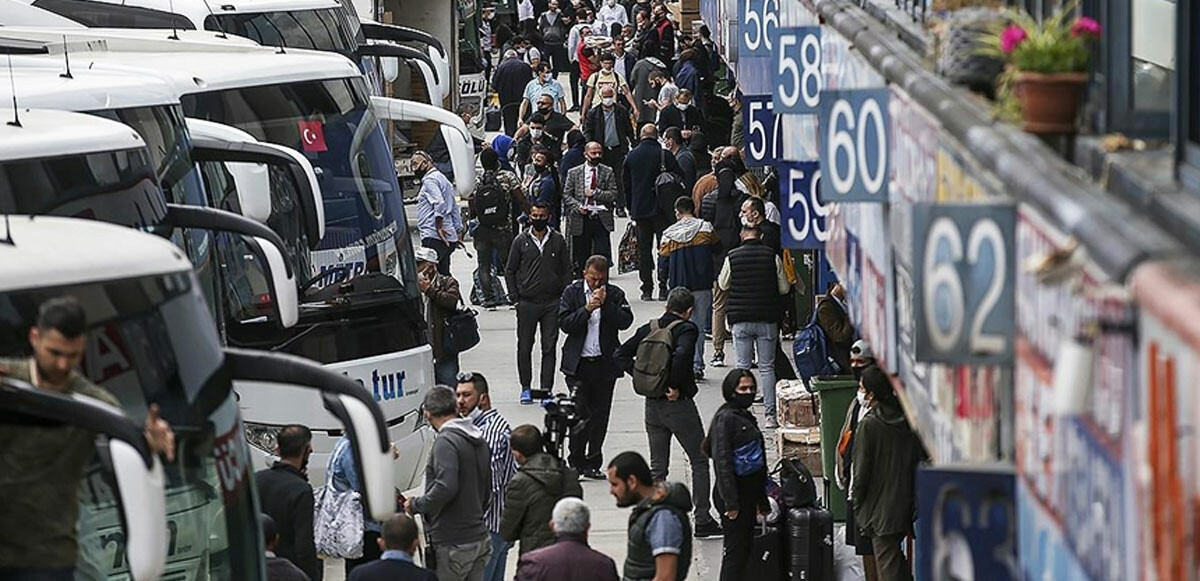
left=982, top=7, right=1101, bottom=133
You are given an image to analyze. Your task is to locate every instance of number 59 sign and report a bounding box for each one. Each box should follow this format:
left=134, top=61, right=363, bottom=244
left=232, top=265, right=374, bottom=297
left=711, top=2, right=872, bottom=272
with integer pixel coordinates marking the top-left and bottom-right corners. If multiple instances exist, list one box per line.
left=912, top=203, right=1015, bottom=364
left=779, top=160, right=828, bottom=249
left=818, top=88, right=890, bottom=203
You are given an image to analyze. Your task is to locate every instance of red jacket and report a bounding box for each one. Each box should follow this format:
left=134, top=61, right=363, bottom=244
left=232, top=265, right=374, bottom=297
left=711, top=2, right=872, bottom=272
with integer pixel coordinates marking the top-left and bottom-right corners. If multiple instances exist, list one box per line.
left=515, top=536, right=619, bottom=581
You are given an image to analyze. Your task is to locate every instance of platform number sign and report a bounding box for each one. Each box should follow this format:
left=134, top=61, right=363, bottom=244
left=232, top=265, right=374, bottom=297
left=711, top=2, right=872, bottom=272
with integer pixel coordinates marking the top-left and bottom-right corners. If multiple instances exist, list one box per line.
left=742, top=95, right=782, bottom=167
left=739, top=0, right=779, bottom=57
left=773, top=27, right=822, bottom=114
left=779, top=160, right=828, bottom=249
left=818, top=89, right=890, bottom=203
left=911, top=203, right=1015, bottom=364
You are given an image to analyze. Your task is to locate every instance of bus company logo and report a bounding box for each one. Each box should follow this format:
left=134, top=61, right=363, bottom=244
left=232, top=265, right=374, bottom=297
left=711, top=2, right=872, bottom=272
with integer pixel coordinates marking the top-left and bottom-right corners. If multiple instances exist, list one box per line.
left=371, top=369, right=407, bottom=402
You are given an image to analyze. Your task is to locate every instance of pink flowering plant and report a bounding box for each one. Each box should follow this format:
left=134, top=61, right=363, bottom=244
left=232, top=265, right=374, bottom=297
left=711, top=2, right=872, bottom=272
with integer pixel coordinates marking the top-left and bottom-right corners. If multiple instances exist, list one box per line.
left=982, top=5, right=1101, bottom=73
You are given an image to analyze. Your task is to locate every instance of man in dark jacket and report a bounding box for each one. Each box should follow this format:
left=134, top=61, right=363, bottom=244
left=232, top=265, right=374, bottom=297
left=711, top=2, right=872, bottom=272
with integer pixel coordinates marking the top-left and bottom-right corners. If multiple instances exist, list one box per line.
left=506, top=202, right=573, bottom=404
left=417, top=247, right=463, bottom=387
left=705, top=147, right=747, bottom=368
left=514, top=497, right=619, bottom=581
left=559, top=256, right=635, bottom=478
left=559, top=129, right=587, bottom=184
left=658, top=197, right=715, bottom=376
left=255, top=425, right=320, bottom=580
left=606, top=452, right=692, bottom=581
left=406, top=386, right=494, bottom=581
left=501, top=425, right=584, bottom=555
left=624, top=124, right=683, bottom=300
left=583, top=86, right=636, bottom=211
left=740, top=196, right=781, bottom=253
left=656, top=89, right=705, bottom=135
left=494, top=49, right=534, bottom=136
left=615, top=289, right=722, bottom=538
left=663, top=127, right=696, bottom=196
left=817, top=282, right=855, bottom=374
left=347, top=514, right=438, bottom=581
left=717, top=225, right=790, bottom=428
left=852, top=367, right=924, bottom=581
left=515, top=115, right=563, bottom=169
left=261, top=514, right=311, bottom=581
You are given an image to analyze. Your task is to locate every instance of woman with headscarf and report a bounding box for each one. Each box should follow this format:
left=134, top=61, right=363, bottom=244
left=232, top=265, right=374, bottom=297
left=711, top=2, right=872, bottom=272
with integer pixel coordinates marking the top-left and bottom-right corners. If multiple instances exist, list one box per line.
left=704, top=368, right=768, bottom=581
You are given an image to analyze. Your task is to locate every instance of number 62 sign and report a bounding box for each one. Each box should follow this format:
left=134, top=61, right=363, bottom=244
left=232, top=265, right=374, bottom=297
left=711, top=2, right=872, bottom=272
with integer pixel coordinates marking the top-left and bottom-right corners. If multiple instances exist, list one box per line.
left=911, top=203, right=1016, bottom=364
left=818, top=88, right=890, bottom=203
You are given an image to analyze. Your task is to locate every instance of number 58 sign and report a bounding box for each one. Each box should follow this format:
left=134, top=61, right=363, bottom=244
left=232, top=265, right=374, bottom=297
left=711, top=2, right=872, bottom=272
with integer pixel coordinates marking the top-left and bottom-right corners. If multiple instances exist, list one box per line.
left=773, top=27, right=821, bottom=114
left=912, top=203, right=1015, bottom=364
left=818, top=88, right=890, bottom=203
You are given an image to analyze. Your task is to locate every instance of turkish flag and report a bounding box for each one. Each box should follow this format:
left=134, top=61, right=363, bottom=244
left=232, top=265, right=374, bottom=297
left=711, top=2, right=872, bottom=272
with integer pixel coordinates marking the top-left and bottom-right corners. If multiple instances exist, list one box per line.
left=298, top=120, right=327, bottom=152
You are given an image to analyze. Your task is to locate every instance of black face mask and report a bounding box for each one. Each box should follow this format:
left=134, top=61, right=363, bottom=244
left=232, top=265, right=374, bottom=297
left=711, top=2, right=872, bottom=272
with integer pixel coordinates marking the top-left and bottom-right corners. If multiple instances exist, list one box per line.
left=530, top=218, right=549, bottom=231
left=538, top=106, right=552, bottom=114
left=587, top=157, right=602, bottom=165
left=852, top=366, right=865, bottom=381
left=730, top=392, right=754, bottom=409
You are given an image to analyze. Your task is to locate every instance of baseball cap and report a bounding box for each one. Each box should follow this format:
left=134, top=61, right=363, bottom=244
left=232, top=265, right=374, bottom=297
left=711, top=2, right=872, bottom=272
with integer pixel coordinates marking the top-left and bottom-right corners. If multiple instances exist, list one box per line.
left=850, top=339, right=873, bottom=360
left=415, top=247, right=439, bottom=264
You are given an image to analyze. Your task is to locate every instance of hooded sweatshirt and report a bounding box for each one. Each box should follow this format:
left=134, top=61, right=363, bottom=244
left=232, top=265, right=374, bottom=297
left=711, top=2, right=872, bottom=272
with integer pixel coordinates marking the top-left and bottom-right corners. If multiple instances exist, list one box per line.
left=500, top=452, right=584, bottom=554
left=411, top=417, right=493, bottom=545
left=659, top=216, right=715, bottom=291
left=850, top=401, right=924, bottom=537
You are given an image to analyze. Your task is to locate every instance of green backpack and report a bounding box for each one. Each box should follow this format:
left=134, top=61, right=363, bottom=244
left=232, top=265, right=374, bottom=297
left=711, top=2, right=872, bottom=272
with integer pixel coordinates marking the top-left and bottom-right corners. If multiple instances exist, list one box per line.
left=631, top=319, right=685, bottom=397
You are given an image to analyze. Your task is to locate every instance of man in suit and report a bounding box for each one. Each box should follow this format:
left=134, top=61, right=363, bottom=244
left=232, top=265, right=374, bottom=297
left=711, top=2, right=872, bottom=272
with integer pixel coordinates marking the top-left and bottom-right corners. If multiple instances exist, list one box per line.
left=563, top=141, right=618, bottom=274
left=583, top=85, right=635, bottom=212
left=514, top=498, right=619, bottom=581
left=255, top=425, right=320, bottom=580
left=347, top=514, right=437, bottom=581
left=262, top=514, right=311, bottom=581
left=623, top=123, right=683, bottom=301
left=558, top=255, right=634, bottom=479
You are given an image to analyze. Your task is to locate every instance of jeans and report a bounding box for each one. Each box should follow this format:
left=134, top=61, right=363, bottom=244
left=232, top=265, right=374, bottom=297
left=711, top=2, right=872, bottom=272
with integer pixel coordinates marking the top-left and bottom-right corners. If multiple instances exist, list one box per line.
left=572, top=216, right=613, bottom=276
left=711, top=285, right=730, bottom=357
left=422, top=236, right=454, bottom=275
left=474, top=227, right=513, bottom=303
left=345, top=530, right=383, bottom=575
left=690, top=289, right=713, bottom=370
left=482, top=532, right=512, bottom=581
left=567, top=358, right=617, bottom=471
left=871, top=533, right=912, bottom=581
left=635, top=216, right=668, bottom=295
left=645, top=397, right=714, bottom=524
left=434, top=355, right=460, bottom=388
left=435, top=537, right=493, bottom=581
left=516, top=298, right=559, bottom=395
left=0, top=568, right=74, bottom=580
left=732, top=321, right=779, bottom=419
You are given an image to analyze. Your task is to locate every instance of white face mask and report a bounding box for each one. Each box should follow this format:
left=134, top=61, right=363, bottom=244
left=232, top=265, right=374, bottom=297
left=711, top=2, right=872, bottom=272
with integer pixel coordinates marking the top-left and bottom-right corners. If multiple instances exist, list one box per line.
left=467, top=406, right=483, bottom=421
left=676, top=102, right=689, bottom=110
left=856, top=390, right=868, bottom=407
left=741, top=216, right=753, bottom=227
left=602, top=97, right=616, bottom=106
left=606, top=0, right=616, bottom=6
left=530, top=128, right=544, bottom=138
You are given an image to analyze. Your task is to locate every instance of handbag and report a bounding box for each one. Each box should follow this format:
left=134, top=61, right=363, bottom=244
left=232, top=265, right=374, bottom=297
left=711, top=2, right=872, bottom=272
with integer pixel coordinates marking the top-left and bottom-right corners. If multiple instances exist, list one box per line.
left=618, top=221, right=639, bottom=274
left=444, top=298, right=481, bottom=354
left=313, top=440, right=364, bottom=559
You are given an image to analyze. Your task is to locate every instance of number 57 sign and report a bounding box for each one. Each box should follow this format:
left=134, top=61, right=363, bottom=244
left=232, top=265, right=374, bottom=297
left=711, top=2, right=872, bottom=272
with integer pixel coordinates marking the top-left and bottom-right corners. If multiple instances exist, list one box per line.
left=912, top=203, right=1016, bottom=364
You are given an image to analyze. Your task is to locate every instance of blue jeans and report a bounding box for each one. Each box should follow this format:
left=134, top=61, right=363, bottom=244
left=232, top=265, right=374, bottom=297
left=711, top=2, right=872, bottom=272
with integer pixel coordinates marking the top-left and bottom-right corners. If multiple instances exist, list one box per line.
left=732, top=321, right=779, bottom=419
left=434, top=355, right=460, bottom=388
left=483, top=531, right=512, bottom=581
left=690, top=289, right=713, bottom=371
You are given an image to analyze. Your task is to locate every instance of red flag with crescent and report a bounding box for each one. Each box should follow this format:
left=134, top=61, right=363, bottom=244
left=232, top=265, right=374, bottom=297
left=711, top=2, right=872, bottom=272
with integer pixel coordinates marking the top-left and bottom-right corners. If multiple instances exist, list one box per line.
left=298, top=120, right=327, bottom=152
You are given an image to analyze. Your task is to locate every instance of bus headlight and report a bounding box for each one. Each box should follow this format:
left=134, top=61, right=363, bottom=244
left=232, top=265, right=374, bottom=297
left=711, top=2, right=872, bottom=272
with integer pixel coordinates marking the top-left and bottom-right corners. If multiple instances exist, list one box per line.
left=243, top=422, right=282, bottom=456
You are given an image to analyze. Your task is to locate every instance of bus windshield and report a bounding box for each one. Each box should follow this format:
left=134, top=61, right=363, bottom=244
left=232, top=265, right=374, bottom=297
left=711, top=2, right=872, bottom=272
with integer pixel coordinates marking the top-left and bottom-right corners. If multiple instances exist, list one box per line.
left=0, top=147, right=163, bottom=227
left=0, top=273, right=264, bottom=581
left=204, top=8, right=359, bottom=61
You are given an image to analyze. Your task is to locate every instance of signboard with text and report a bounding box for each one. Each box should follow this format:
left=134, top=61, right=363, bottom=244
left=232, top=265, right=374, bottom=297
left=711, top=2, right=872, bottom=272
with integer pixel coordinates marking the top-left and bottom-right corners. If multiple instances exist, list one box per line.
left=779, top=160, right=827, bottom=249
left=818, top=88, right=890, bottom=203
left=741, top=95, right=783, bottom=167
left=772, top=26, right=822, bottom=114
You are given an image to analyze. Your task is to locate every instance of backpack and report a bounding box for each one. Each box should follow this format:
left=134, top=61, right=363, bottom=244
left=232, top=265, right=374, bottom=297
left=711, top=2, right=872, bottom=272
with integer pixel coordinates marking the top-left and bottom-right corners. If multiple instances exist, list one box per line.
left=631, top=318, right=686, bottom=397
left=475, top=173, right=509, bottom=228
left=655, top=150, right=685, bottom=218
left=793, top=299, right=841, bottom=386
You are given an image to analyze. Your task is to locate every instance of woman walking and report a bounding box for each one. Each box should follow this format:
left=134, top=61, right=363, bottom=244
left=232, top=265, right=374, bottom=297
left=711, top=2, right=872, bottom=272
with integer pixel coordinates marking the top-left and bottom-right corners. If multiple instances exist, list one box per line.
left=705, top=368, right=768, bottom=580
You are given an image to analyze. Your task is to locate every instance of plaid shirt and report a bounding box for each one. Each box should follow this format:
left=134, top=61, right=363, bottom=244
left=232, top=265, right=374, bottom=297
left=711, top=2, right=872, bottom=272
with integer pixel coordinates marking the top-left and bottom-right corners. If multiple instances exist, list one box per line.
left=473, top=408, right=516, bottom=533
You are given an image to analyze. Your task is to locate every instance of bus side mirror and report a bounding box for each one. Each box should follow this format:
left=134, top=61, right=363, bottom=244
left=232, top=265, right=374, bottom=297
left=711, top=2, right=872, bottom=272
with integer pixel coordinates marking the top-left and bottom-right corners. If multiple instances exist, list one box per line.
left=370, top=96, right=476, bottom=196
left=240, top=235, right=300, bottom=328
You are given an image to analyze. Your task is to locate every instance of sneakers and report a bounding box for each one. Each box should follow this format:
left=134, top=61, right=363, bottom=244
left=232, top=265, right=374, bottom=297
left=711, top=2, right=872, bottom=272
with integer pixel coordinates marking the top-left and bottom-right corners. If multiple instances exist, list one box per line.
left=764, top=416, right=779, bottom=429
left=615, top=207, right=628, bottom=218
left=520, top=389, right=534, bottom=405
left=657, top=288, right=668, bottom=301
left=641, top=292, right=654, bottom=301
left=710, top=353, right=725, bottom=367
left=694, top=368, right=705, bottom=380
left=580, top=468, right=606, bottom=480
left=694, top=520, right=724, bottom=538
left=704, top=331, right=713, bottom=340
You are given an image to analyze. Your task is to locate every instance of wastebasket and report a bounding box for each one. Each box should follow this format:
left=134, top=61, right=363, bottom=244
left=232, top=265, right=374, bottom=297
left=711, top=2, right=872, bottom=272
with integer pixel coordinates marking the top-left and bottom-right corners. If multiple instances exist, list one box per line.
left=811, top=375, right=858, bottom=522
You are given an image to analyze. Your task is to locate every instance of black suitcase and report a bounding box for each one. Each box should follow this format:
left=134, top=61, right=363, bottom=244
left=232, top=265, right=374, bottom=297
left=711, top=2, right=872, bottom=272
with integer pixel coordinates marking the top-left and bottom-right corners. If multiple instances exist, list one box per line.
left=746, top=520, right=783, bottom=579
left=786, top=507, right=834, bottom=580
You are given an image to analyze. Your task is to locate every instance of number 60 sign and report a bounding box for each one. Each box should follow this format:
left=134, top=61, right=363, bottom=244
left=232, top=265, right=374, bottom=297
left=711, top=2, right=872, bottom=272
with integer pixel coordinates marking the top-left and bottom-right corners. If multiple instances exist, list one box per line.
left=911, top=203, right=1016, bottom=364
left=818, top=88, right=890, bottom=203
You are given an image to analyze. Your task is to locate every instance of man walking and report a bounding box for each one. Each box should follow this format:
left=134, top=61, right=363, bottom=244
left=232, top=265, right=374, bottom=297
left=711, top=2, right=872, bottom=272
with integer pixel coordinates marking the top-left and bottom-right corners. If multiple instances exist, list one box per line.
left=583, top=85, right=635, bottom=212
left=501, top=425, right=584, bottom=555
left=514, top=498, right=620, bottom=581
left=606, top=451, right=693, bottom=581
left=414, top=150, right=462, bottom=275
left=471, top=148, right=528, bottom=308
left=407, top=386, right=493, bottom=581
left=494, top=49, right=534, bottom=136
left=521, top=63, right=569, bottom=121
left=457, top=373, right=517, bottom=581
left=347, top=514, right=438, bottom=581
left=659, top=197, right=715, bottom=377
left=630, top=56, right=667, bottom=125
left=558, top=256, right=634, bottom=479
left=624, top=123, right=682, bottom=301
left=506, top=202, right=573, bottom=404
left=255, top=425, right=321, bottom=580
left=563, top=141, right=618, bottom=274
left=521, top=94, right=575, bottom=143
left=615, top=288, right=723, bottom=538
left=662, top=127, right=697, bottom=195
left=718, top=224, right=790, bottom=428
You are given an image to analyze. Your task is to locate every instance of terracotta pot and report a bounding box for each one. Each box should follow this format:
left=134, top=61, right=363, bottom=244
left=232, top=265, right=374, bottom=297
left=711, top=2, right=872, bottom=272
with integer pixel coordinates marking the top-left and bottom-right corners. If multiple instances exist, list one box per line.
left=1014, top=71, right=1088, bottom=134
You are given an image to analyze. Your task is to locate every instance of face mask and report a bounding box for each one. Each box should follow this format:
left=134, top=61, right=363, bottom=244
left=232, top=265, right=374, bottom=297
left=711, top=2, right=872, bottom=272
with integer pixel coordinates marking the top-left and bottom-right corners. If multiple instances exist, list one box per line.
left=676, top=102, right=689, bottom=111
left=602, top=97, right=616, bottom=106
left=467, top=406, right=483, bottom=421
left=606, top=0, right=616, bottom=6
left=530, top=218, right=549, bottom=231
left=731, top=392, right=754, bottom=409
left=531, top=129, right=544, bottom=138
left=518, top=47, right=527, bottom=54
left=856, top=390, right=868, bottom=407
left=852, top=366, right=865, bottom=381
left=741, top=216, right=753, bottom=227
left=587, top=156, right=601, bottom=166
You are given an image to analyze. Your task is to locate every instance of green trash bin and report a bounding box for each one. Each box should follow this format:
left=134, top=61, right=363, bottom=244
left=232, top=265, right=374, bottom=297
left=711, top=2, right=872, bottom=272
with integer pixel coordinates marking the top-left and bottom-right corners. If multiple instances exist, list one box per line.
left=811, top=375, right=858, bottom=522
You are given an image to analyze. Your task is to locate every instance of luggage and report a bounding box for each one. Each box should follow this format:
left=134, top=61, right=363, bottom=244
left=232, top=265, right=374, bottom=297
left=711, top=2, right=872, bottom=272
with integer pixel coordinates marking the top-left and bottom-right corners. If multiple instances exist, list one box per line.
left=618, top=222, right=638, bottom=274
left=746, top=519, right=783, bottom=580
left=786, top=507, right=835, bottom=581
left=775, top=458, right=818, bottom=509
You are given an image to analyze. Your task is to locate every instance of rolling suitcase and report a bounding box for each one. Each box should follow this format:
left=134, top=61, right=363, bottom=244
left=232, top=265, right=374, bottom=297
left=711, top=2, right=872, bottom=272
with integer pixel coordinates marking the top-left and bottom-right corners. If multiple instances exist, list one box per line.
left=746, top=519, right=784, bottom=580
left=786, top=507, right=835, bottom=580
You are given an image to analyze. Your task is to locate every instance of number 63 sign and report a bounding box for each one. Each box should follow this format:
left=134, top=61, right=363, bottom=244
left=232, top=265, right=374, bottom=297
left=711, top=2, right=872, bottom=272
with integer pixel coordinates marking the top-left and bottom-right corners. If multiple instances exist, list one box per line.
left=912, top=203, right=1015, bottom=364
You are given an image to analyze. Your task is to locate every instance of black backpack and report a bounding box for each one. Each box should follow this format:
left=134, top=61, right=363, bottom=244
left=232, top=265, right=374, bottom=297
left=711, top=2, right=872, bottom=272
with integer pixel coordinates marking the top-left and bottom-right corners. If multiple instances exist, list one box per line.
left=475, top=173, right=508, bottom=228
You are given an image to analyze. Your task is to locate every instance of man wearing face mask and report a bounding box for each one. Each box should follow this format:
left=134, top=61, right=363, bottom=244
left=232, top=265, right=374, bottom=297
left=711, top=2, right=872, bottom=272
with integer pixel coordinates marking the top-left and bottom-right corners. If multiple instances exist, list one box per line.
left=739, top=196, right=781, bottom=254
left=655, top=89, right=703, bottom=134
left=564, top=142, right=618, bottom=274
left=494, top=48, right=535, bottom=136
left=630, top=55, right=667, bottom=125
left=255, top=425, right=321, bottom=580
left=581, top=53, right=637, bottom=117
left=834, top=343, right=879, bottom=581
left=417, top=247, right=464, bottom=387
left=521, top=63, right=568, bottom=122
left=516, top=116, right=562, bottom=170
left=506, top=203, right=572, bottom=404
left=414, top=150, right=462, bottom=276
left=583, top=85, right=635, bottom=212
left=520, top=94, right=575, bottom=143
left=595, top=0, right=629, bottom=37
left=457, top=373, right=518, bottom=581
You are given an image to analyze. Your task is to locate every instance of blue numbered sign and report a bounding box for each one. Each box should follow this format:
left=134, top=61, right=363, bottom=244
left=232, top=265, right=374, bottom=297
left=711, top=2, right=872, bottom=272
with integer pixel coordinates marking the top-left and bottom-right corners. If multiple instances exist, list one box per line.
left=911, top=203, right=1016, bottom=364
left=738, top=0, right=779, bottom=57
left=779, top=160, right=828, bottom=249
left=741, top=95, right=782, bottom=167
left=772, top=27, right=822, bottom=114
left=818, top=88, right=890, bottom=203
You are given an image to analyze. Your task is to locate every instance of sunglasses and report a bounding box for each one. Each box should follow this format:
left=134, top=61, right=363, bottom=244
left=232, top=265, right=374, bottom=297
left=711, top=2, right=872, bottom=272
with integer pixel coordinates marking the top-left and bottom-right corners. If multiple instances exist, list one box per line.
left=456, top=371, right=478, bottom=383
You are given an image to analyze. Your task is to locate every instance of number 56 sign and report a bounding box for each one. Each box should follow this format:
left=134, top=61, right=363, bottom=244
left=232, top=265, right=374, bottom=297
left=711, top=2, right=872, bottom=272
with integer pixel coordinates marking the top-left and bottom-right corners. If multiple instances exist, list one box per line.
left=912, top=203, right=1016, bottom=364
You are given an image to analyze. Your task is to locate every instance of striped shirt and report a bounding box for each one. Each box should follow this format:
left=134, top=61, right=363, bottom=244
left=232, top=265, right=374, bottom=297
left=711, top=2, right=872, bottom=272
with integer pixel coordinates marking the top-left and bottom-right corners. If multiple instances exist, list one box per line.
left=473, top=408, right=516, bottom=533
